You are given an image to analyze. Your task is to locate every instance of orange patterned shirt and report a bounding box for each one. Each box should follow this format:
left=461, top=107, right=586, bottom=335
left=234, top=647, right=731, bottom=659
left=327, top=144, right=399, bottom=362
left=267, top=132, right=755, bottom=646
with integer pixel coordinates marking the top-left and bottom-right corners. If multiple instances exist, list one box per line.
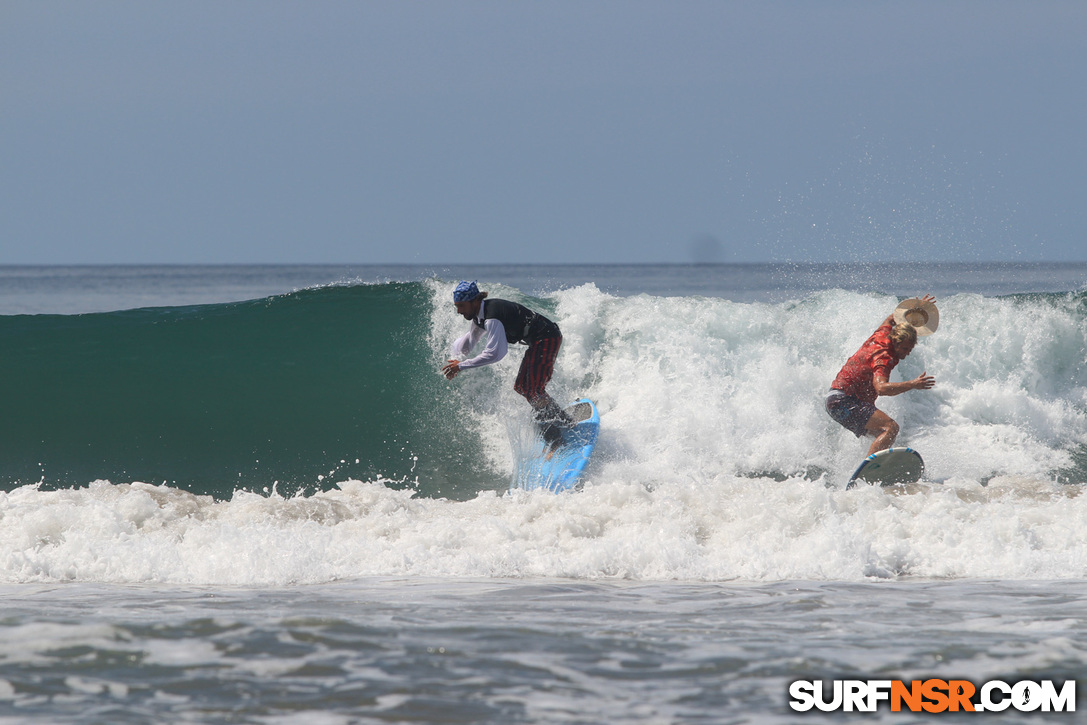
left=831, top=321, right=900, bottom=404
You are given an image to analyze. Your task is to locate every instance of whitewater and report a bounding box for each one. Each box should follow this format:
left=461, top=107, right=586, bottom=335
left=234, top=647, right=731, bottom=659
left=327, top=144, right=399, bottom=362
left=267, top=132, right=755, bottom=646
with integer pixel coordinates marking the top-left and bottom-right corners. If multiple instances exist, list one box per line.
left=1, top=263, right=1085, bottom=723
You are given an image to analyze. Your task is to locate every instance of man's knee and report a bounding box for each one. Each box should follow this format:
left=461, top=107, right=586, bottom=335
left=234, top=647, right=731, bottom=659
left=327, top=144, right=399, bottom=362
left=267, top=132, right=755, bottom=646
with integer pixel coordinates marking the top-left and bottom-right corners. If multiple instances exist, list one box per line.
left=875, top=419, right=900, bottom=445
left=866, top=412, right=898, bottom=438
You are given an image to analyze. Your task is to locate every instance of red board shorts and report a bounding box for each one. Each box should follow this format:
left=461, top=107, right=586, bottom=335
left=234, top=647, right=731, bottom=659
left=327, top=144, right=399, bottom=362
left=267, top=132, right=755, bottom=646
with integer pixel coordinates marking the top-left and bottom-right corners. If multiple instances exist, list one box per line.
left=514, top=335, right=562, bottom=404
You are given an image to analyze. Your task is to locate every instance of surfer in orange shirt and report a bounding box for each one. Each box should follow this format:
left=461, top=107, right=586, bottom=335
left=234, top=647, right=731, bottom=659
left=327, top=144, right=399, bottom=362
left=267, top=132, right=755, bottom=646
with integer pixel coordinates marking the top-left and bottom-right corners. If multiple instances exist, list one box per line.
left=826, top=295, right=938, bottom=455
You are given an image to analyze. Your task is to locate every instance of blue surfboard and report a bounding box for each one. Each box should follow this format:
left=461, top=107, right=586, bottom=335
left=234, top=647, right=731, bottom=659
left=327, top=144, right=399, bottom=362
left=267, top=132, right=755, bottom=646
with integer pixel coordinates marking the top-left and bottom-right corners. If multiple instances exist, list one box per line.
left=848, top=446, right=925, bottom=488
left=513, top=398, right=599, bottom=492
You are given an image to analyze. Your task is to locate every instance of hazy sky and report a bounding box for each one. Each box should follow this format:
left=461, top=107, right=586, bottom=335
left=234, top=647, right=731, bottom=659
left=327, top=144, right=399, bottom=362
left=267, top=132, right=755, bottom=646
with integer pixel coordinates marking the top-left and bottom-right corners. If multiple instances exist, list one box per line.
left=2, top=1, right=1085, bottom=265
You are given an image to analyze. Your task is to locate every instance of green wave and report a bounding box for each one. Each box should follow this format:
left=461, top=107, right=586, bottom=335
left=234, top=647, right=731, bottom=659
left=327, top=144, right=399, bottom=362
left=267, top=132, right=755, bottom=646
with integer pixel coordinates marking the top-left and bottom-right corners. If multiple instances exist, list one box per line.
left=0, top=282, right=496, bottom=499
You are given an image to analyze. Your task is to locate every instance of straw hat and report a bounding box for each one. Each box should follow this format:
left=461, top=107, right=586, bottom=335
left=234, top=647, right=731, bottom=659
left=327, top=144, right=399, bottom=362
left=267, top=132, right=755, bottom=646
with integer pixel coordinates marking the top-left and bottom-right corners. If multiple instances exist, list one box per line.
left=893, top=298, right=939, bottom=336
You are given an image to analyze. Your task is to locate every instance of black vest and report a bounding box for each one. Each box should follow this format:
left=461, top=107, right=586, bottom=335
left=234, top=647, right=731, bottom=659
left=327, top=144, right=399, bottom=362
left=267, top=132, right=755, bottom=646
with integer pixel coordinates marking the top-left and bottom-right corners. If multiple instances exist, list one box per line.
left=474, top=299, right=560, bottom=344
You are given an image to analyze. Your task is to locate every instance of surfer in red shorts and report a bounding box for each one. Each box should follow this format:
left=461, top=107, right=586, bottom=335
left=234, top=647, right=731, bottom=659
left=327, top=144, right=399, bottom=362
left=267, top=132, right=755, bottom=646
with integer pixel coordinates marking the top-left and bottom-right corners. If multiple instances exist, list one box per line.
left=826, top=295, right=938, bottom=455
left=442, top=281, right=572, bottom=450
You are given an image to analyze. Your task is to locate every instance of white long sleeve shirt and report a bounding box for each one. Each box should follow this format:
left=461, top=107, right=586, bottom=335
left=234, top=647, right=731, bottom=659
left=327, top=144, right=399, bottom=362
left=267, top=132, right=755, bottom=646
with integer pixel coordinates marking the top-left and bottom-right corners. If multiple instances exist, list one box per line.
left=450, top=300, right=509, bottom=369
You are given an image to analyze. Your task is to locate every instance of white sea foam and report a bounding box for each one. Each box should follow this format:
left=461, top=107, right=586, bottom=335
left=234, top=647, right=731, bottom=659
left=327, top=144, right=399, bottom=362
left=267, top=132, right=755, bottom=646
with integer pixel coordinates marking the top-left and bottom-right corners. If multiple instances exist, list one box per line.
left=2, top=285, right=1085, bottom=585
left=1, top=473, right=1086, bottom=585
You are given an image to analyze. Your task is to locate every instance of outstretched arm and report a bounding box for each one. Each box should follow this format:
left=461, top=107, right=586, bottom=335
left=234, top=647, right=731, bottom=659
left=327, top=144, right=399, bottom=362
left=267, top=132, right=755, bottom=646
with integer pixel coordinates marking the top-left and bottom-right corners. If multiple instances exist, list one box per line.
left=456, top=319, right=508, bottom=370
left=444, top=325, right=484, bottom=380
left=873, top=371, right=936, bottom=396
left=442, top=319, right=508, bottom=380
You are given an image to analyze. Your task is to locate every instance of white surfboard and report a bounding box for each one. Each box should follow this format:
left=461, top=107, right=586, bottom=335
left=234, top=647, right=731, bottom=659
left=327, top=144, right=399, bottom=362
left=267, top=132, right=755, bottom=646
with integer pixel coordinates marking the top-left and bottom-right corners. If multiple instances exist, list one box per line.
left=848, top=447, right=924, bottom=488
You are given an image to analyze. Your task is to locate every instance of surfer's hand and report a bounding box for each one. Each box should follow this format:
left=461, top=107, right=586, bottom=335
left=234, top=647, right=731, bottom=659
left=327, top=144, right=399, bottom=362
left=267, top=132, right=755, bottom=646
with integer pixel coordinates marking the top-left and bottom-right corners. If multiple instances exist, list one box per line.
left=912, top=371, right=935, bottom=390
left=441, top=359, right=461, bottom=380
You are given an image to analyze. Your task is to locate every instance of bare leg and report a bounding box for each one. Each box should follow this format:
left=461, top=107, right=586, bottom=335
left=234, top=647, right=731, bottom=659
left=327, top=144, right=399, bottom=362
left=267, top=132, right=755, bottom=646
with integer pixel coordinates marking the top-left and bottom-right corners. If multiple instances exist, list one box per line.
left=864, top=409, right=900, bottom=456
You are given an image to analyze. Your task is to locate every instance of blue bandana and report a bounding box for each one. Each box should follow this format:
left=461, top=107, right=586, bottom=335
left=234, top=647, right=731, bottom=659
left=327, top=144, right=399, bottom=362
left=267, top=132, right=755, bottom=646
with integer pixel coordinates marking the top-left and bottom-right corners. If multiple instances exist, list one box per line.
left=453, top=280, right=480, bottom=302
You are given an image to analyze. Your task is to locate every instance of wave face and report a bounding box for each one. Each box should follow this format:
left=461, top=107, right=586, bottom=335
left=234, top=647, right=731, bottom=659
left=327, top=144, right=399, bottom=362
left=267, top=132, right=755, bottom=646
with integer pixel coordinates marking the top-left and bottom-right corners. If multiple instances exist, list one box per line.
left=2, top=281, right=1086, bottom=583
left=0, top=282, right=486, bottom=498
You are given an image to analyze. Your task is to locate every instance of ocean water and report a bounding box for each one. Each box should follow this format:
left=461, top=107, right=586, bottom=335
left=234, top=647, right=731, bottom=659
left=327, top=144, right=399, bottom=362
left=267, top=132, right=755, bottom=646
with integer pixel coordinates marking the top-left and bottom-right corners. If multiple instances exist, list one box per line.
left=1, top=263, right=1086, bottom=723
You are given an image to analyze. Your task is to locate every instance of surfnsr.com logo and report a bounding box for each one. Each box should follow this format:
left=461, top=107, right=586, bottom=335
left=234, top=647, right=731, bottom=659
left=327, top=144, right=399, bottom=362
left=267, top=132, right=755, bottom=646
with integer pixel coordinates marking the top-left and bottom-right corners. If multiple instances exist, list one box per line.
left=789, top=679, right=1076, bottom=713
